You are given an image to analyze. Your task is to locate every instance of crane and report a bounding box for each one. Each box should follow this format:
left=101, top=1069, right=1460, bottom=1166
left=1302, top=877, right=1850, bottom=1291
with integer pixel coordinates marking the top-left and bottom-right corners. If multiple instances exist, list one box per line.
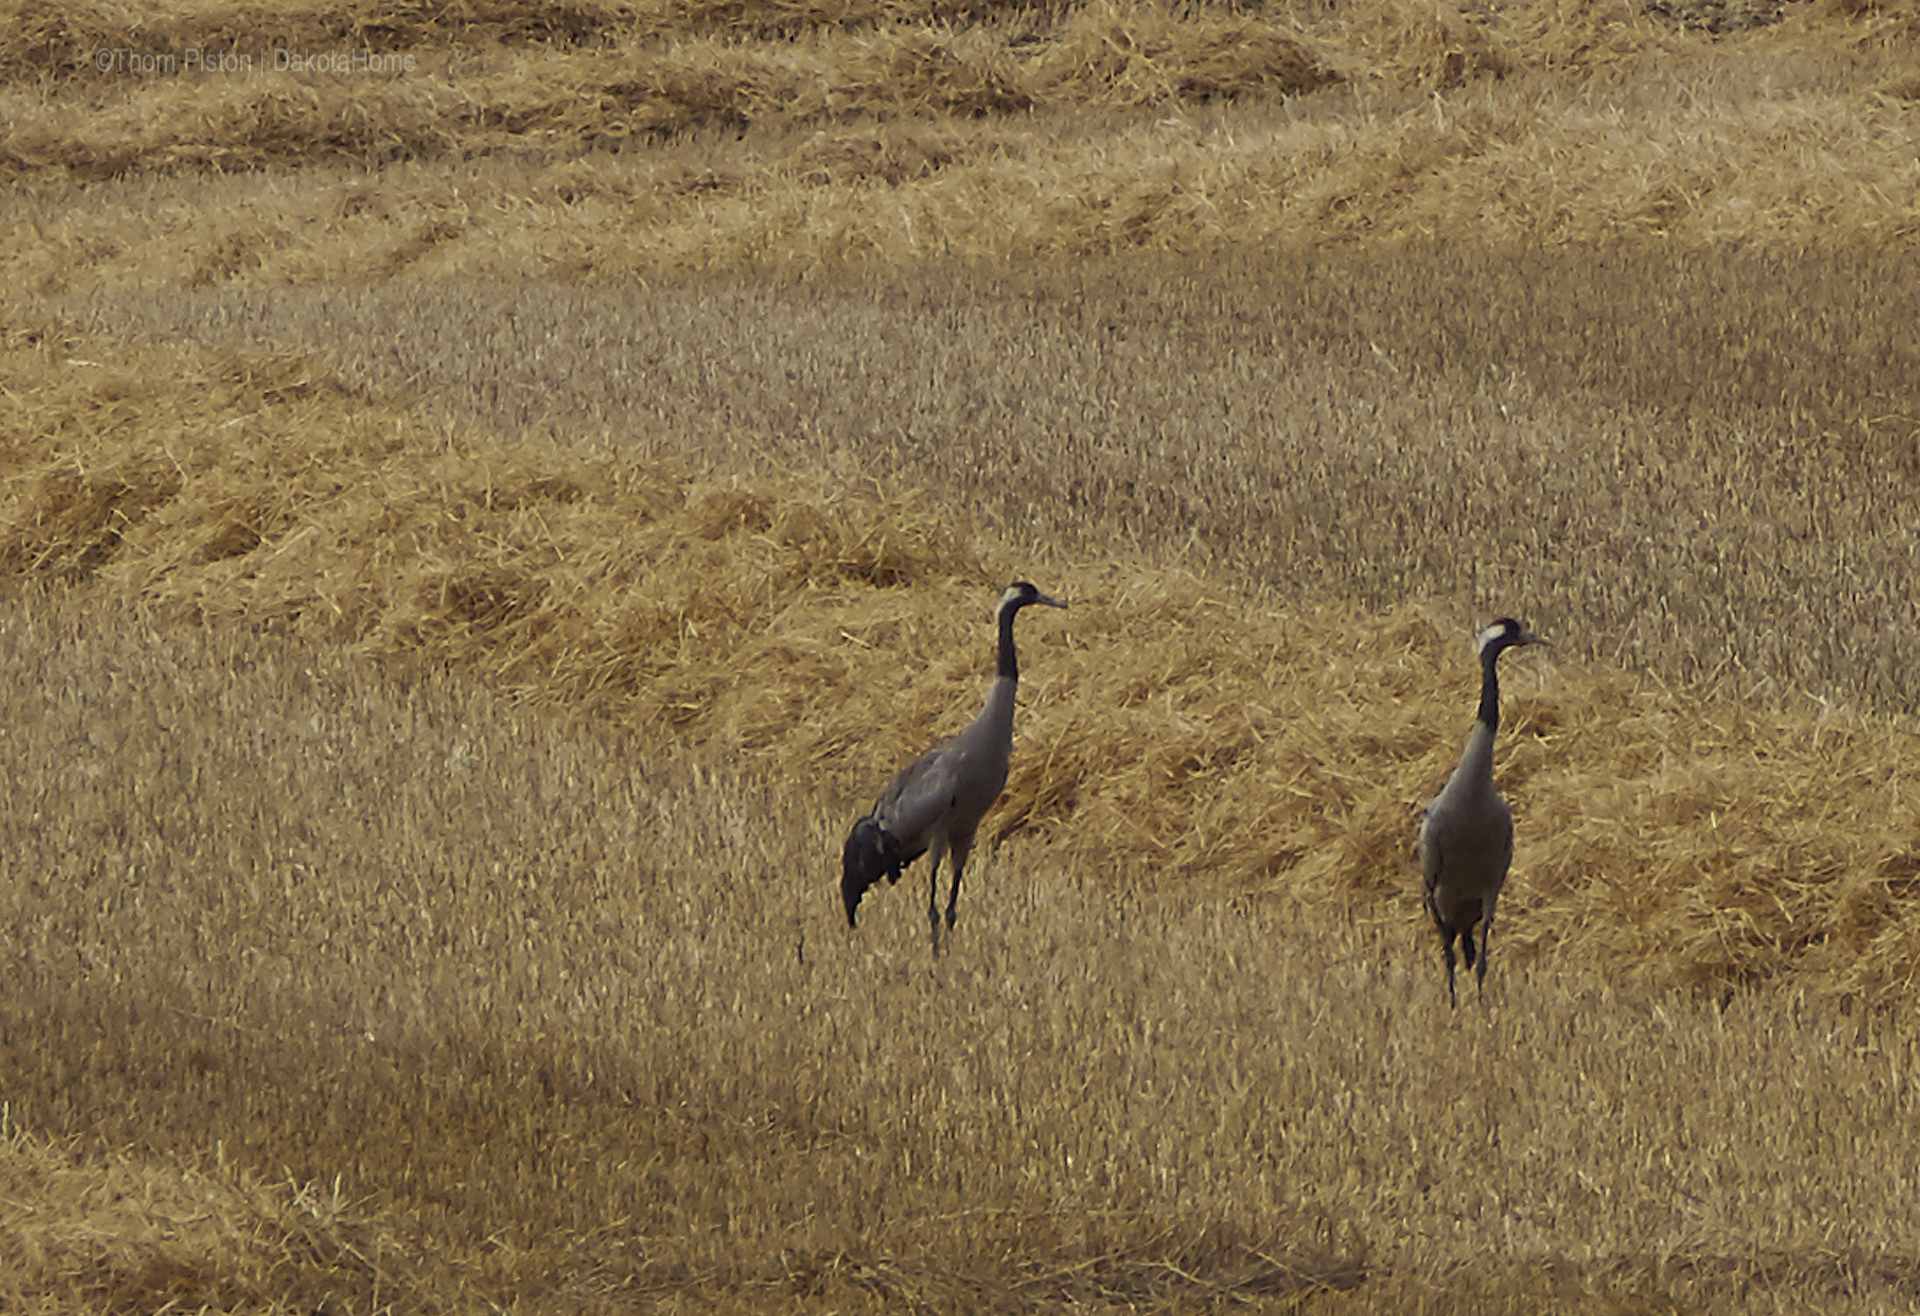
left=841, top=581, right=1067, bottom=947
left=1418, top=616, right=1548, bottom=1005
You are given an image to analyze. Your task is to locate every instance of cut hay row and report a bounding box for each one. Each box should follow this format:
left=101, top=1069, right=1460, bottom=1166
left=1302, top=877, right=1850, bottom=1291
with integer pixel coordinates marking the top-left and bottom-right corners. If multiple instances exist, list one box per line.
left=0, top=0, right=638, bottom=83
left=5, top=0, right=1914, bottom=183
left=12, top=0, right=1906, bottom=89
left=7, top=35, right=1920, bottom=292
left=4, top=324, right=1918, bottom=1001
left=1, top=6, right=1342, bottom=179
left=0, top=0, right=1078, bottom=81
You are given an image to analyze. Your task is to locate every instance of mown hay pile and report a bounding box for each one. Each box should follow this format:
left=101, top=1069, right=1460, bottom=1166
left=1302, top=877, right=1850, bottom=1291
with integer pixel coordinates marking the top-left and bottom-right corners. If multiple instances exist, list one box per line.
left=5, top=323, right=1918, bottom=1001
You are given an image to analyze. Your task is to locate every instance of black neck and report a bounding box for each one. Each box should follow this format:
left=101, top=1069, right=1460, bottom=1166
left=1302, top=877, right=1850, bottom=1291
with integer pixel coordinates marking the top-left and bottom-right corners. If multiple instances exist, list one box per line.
left=997, top=600, right=1023, bottom=681
left=1476, top=642, right=1505, bottom=733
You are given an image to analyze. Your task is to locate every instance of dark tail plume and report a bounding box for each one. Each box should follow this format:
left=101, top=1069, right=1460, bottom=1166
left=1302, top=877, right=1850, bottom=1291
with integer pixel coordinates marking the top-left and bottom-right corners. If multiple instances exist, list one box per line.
left=841, top=816, right=902, bottom=928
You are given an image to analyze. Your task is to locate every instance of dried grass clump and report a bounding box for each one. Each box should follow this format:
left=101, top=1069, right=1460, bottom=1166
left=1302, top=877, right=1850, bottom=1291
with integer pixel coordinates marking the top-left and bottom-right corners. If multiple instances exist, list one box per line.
left=1645, top=0, right=1793, bottom=34
left=1806, top=0, right=1920, bottom=38
left=1030, top=1, right=1341, bottom=106
left=656, top=0, right=1050, bottom=38
left=0, top=0, right=639, bottom=83
left=1512, top=681, right=1920, bottom=1001
left=830, top=26, right=1034, bottom=117
left=1333, top=0, right=1514, bottom=89
left=787, top=118, right=971, bottom=184
left=1483, top=0, right=1685, bottom=74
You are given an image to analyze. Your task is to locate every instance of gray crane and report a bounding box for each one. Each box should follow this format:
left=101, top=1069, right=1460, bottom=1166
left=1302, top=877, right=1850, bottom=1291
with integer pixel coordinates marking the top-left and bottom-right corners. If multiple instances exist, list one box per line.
left=841, top=580, right=1067, bottom=946
left=1418, top=616, right=1548, bottom=1006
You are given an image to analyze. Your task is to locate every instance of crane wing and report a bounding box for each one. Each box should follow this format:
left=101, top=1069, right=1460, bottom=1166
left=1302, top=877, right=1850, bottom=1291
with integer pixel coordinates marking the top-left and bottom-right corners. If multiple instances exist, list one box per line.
left=872, top=738, right=965, bottom=858
left=1416, top=800, right=1444, bottom=894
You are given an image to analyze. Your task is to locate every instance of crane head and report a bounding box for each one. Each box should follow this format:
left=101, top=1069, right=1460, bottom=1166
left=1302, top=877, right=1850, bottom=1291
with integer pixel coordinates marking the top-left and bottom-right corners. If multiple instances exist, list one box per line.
left=1000, top=580, right=1068, bottom=617
left=1477, top=616, right=1547, bottom=659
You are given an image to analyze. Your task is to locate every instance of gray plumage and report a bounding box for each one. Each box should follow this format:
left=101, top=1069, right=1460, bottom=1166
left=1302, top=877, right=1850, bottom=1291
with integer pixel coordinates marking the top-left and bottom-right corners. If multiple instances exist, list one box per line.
left=1418, top=616, right=1547, bottom=1006
left=841, top=580, right=1067, bottom=945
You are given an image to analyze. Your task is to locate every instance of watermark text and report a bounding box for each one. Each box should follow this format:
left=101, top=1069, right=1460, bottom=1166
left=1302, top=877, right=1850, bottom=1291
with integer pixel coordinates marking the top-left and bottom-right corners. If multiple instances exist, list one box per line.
left=93, top=46, right=418, bottom=76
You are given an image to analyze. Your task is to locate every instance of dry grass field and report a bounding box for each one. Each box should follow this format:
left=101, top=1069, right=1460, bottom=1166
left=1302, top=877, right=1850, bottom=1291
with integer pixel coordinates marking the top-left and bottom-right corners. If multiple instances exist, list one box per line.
left=4, top=0, right=1920, bottom=1310
left=5, top=595, right=1920, bottom=1314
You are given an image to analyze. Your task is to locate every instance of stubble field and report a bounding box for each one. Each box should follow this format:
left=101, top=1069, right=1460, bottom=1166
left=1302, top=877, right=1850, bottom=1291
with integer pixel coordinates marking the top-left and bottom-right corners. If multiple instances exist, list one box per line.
left=4, top=0, right=1920, bottom=1310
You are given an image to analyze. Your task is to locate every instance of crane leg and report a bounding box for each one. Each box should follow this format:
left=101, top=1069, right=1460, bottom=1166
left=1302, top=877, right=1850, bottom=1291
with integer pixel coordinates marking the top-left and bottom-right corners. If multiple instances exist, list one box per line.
left=944, top=860, right=964, bottom=932
left=944, top=839, right=973, bottom=933
left=925, top=852, right=944, bottom=950
left=1473, top=922, right=1492, bottom=998
left=1439, top=929, right=1459, bottom=1008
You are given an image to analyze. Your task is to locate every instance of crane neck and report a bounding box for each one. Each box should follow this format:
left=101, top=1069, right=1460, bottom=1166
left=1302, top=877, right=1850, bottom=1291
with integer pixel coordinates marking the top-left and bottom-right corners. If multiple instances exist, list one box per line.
left=1452, top=641, right=1510, bottom=793
left=1476, top=643, right=1504, bottom=738
left=996, top=598, right=1026, bottom=682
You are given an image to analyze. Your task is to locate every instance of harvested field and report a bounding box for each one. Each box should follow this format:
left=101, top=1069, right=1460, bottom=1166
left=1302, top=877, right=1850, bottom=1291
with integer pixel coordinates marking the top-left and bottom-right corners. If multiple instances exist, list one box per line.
left=4, top=592, right=1920, bottom=1314
left=3, top=0, right=1920, bottom=1309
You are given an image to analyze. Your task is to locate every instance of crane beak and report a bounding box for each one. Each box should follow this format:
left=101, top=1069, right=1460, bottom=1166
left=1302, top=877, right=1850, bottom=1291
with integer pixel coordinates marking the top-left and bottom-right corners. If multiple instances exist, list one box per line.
left=1034, top=592, right=1068, bottom=610
left=1520, top=629, right=1549, bottom=648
